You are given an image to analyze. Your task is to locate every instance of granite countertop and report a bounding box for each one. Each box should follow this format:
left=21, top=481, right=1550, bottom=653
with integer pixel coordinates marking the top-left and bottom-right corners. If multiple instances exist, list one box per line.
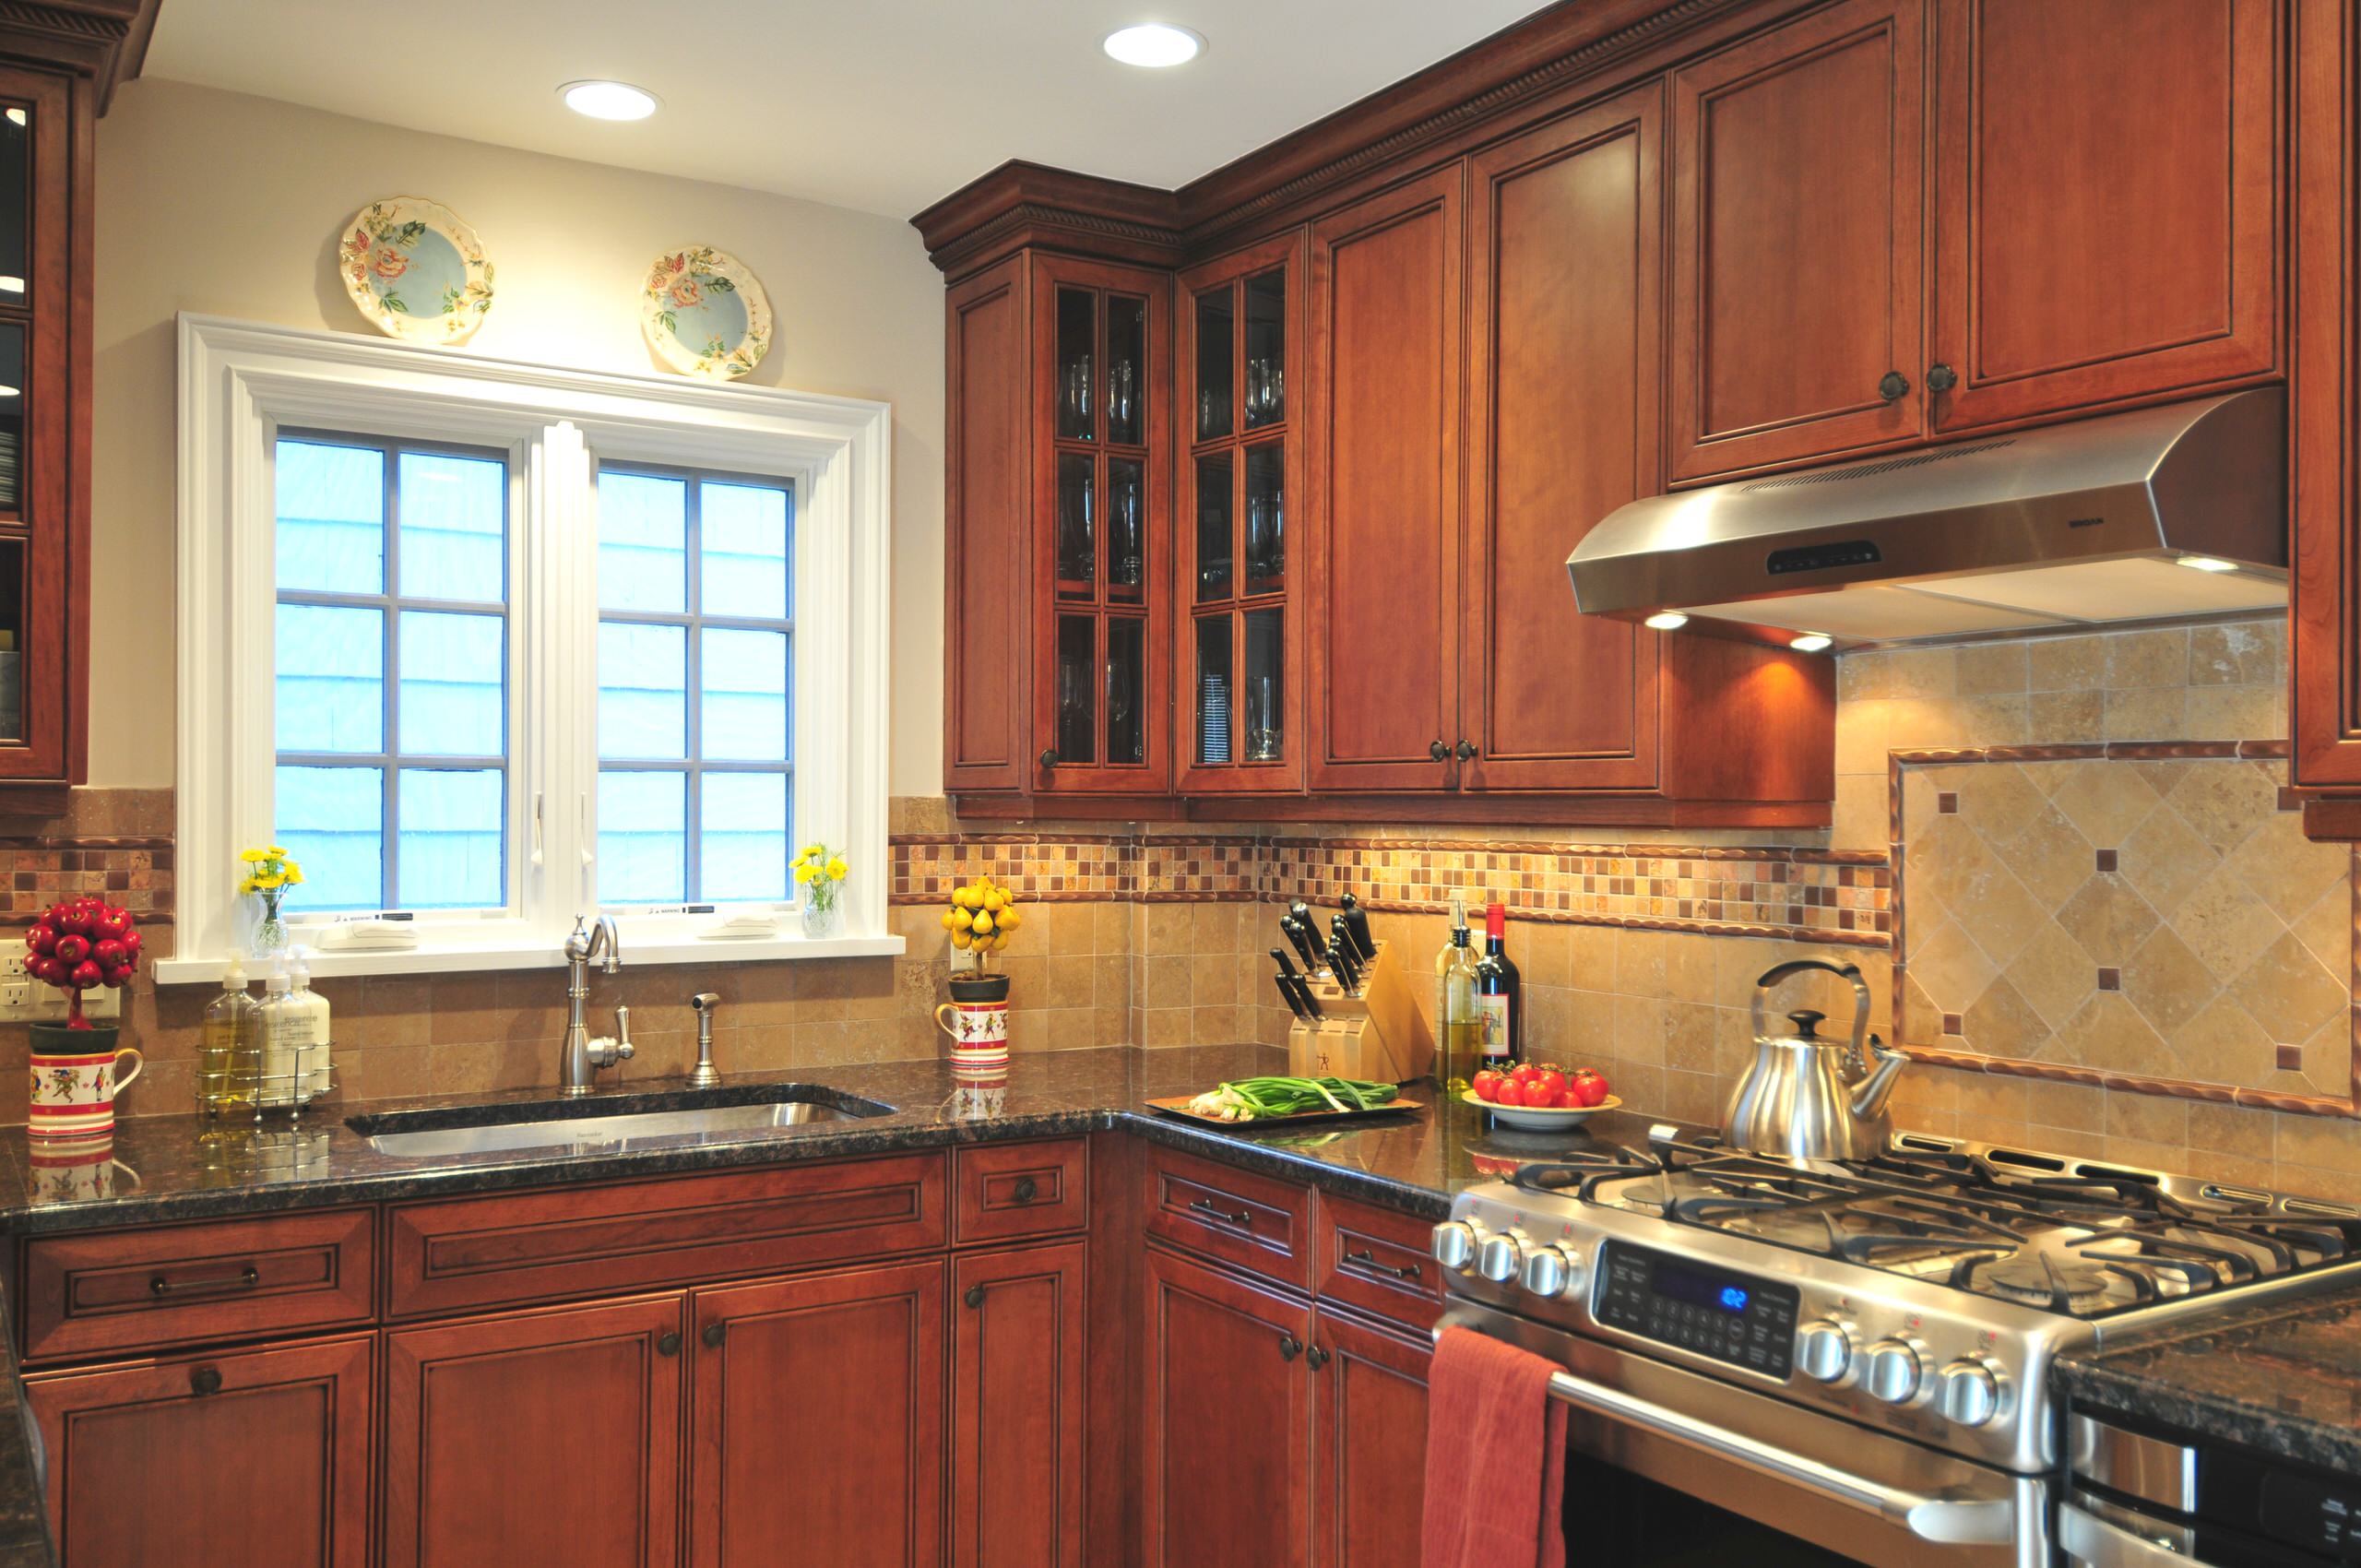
left=2055, top=1280, right=2361, bottom=1476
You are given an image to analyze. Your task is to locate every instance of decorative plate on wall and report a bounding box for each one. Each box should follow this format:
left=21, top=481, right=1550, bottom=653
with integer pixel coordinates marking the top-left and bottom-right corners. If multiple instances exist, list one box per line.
left=338, top=197, right=494, bottom=345
left=641, top=245, right=772, bottom=380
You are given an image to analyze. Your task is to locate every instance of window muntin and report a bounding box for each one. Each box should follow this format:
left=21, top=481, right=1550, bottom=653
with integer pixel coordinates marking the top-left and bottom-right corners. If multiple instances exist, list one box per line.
left=272, top=434, right=509, bottom=913
left=595, top=466, right=793, bottom=907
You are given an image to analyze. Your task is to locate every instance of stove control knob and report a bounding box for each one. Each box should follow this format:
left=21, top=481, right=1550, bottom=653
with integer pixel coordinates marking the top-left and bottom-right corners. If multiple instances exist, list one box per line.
left=1936, top=1359, right=2008, bottom=1428
left=1864, top=1338, right=1926, bottom=1405
left=1795, top=1320, right=1855, bottom=1383
left=1476, top=1231, right=1526, bottom=1285
left=1519, top=1243, right=1584, bottom=1301
left=1430, top=1220, right=1483, bottom=1272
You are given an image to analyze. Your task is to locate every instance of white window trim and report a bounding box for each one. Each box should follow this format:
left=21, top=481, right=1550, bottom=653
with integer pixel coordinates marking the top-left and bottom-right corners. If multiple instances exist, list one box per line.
left=163, top=314, right=901, bottom=982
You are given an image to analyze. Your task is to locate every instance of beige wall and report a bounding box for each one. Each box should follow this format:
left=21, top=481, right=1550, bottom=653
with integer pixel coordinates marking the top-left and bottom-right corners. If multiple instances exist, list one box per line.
left=92, top=78, right=945, bottom=792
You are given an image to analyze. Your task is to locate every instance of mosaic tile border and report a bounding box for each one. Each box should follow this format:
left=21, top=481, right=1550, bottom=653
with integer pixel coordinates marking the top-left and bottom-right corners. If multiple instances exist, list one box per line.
left=1886, top=740, right=2361, bottom=1121
left=0, top=837, right=175, bottom=929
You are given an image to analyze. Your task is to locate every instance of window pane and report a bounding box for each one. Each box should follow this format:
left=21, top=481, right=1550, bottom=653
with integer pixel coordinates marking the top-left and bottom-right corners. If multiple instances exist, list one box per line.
left=700, top=481, right=789, bottom=619
left=276, top=765, right=382, bottom=911
left=399, top=612, right=504, bottom=756
left=702, top=627, right=789, bottom=761
left=702, top=773, right=788, bottom=902
left=598, top=471, right=686, bottom=612
left=598, top=623, right=686, bottom=759
left=599, top=770, right=684, bottom=904
left=397, top=451, right=504, bottom=602
left=276, top=603, right=383, bottom=753
left=276, top=440, right=383, bottom=593
left=398, top=768, right=504, bottom=909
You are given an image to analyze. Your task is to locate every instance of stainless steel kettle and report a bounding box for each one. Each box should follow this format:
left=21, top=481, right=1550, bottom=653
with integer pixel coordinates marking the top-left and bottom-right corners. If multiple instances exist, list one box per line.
left=1721, top=958, right=1908, bottom=1163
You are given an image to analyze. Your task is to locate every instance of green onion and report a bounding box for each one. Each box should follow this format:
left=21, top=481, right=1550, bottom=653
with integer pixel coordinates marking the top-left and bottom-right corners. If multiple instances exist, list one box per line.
left=1189, top=1075, right=1399, bottom=1122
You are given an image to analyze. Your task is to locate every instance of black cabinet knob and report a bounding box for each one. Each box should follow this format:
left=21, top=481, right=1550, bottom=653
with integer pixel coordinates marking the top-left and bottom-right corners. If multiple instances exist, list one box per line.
left=1878, top=370, right=1911, bottom=402
left=1278, top=1333, right=1301, bottom=1362
left=1306, top=1345, right=1332, bottom=1371
left=1012, top=1176, right=1038, bottom=1204
left=702, top=1322, right=727, bottom=1349
left=1429, top=740, right=1449, bottom=761
left=1038, top=748, right=1060, bottom=769
left=964, top=1283, right=986, bottom=1309
left=1926, top=362, right=1958, bottom=394
left=188, top=1366, right=223, bottom=1397
left=657, top=1332, right=682, bottom=1357
left=1454, top=740, right=1477, bottom=761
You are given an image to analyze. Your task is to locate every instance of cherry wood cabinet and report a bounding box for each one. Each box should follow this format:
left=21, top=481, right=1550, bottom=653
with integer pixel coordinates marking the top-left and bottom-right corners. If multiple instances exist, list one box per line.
left=951, top=1241, right=1087, bottom=1568
left=943, top=255, right=1033, bottom=794
left=24, top=1334, right=374, bottom=1568
left=689, top=1260, right=945, bottom=1567
left=1667, top=0, right=1927, bottom=482
left=1309, top=1309, right=1431, bottom=1568
left=382, top=1294, right=685, bottom=1568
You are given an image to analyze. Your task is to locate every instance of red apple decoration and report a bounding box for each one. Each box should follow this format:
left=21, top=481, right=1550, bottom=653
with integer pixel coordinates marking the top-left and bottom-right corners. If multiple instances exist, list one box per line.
left=27, top=897, right=136, bottom=1028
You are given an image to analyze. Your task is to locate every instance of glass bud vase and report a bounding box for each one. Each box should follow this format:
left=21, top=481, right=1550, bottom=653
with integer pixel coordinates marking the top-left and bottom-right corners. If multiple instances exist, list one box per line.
left=801, top=899, right=837, bottom=939
left=249, top=897, right=290, bottom=964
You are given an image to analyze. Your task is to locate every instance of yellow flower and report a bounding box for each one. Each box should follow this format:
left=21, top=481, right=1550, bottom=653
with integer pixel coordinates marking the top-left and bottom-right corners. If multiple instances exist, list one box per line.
left=240, top=849, right=267, bottom=863
left=790, top=851, right=809, bottom=870
left=285, top=865, right=304, bottom=885
left=825, top=856, right=848, bottom=881
left=793, top=864, right=813, bottom=885
left=268, top=846, right=287, bottom=857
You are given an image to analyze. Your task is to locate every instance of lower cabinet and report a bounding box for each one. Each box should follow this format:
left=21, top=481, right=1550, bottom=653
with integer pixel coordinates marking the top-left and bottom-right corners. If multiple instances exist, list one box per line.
left=951, top=1241, right=1087, bottom=1568
left=382, top=1293, right=686, bottom=1568
left=1310, top=1309, right=1431, bottom=1568
left=690, top=1258, right=946, bottom=1567
left=23, top=1335, right=374, bottom=1568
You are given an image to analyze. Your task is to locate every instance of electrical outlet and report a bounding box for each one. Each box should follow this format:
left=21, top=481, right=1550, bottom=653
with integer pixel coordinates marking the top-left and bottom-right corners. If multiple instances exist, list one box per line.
left=0, top=940, right=123, bottom=1022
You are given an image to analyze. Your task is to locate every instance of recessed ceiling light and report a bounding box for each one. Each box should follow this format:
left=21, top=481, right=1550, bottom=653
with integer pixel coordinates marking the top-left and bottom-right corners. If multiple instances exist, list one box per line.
left=1788, top=632, right=1834, bottom=653
left=1643, top=611, right=1690, bottom=631
left=2176, top=554, right=2238, bottom=573
left=560, top=80, right=658, bottom=121
left=1102, top=23, right=1204, bottom=67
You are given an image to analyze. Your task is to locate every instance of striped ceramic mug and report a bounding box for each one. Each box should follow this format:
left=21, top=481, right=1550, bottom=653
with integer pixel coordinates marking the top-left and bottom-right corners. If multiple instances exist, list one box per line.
left=937, top=974, right=1012, bottom=1077
left=28, top=1031, right=143, bottom=1140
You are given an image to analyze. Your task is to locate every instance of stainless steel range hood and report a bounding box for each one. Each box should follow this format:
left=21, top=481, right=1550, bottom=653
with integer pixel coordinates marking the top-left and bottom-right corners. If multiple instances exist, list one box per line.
left=1565, top=389, right=2285, bottom=646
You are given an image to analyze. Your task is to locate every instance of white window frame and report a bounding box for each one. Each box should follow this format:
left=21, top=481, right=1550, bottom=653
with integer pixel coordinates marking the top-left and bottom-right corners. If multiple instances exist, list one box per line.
left=163, top=314, right=900, bottom=982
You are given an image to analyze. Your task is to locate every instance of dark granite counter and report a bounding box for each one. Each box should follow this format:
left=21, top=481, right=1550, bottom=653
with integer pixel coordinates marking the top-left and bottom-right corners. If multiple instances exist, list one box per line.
left=2055, top=1281, right=2361, bottom=1476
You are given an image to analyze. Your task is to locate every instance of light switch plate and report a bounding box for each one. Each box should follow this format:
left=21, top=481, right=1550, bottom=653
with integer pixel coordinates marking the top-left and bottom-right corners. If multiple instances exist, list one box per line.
left=0, top=940, right=122, bottom=1022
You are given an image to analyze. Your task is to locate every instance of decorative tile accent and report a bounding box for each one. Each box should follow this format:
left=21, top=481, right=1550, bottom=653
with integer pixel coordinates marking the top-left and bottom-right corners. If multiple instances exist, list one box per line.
left=0, top=837, right=175, bottom=928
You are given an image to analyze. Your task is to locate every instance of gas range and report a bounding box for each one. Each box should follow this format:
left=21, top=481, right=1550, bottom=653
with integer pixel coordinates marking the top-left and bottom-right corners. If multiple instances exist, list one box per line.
left=1433, top=1126, right=2361, bottom=1515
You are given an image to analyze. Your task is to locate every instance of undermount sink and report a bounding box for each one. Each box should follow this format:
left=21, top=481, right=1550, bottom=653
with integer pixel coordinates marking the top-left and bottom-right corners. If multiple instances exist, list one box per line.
left=346, top=1086, right=895, bottom=1160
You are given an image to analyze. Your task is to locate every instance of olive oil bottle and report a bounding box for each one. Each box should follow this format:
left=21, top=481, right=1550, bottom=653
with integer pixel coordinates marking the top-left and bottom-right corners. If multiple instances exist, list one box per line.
left=1434, top=898, right=1482, bottom=1094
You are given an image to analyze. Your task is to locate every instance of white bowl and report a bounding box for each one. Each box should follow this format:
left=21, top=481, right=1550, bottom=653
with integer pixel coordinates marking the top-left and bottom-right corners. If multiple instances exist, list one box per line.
left=1463, top=1088, right=1621, bottom=1131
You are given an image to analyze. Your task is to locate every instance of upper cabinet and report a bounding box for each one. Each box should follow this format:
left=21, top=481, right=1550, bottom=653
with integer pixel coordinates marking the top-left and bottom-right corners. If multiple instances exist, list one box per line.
left=1928, top=0, right=2281, bottom=432
left=1667, top=0, right=1927, bottom=483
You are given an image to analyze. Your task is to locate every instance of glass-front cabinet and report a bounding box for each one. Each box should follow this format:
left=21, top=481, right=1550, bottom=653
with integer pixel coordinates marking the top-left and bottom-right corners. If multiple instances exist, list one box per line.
left=1177, top=234, right=1303, bottom=792
left=1032, top=255, right=1171, bottom=794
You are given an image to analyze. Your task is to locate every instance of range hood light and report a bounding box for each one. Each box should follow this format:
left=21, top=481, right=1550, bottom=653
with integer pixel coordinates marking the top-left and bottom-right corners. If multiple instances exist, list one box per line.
left=1788, top=632, right=1833, bottom=654
left=2176, top=554, right=2239, bottom=573
left=1643, top=611, right=1690, bottom=631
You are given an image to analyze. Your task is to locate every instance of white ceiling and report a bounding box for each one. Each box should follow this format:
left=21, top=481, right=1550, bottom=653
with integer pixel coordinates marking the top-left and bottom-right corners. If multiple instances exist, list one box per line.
left=144, top=1, right=1548, bottom=220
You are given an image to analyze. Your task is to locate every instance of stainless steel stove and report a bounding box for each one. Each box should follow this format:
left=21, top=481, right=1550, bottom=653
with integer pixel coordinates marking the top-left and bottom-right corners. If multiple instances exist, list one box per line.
left=1432, top=1127, right=2361, bottom=1567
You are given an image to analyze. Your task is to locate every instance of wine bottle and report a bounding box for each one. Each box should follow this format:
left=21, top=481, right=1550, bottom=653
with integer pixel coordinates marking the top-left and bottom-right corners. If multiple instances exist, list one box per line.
left=1434, top=897, right=1481, bottom=1094
left=1474, top=901, right=1521, bottom=1070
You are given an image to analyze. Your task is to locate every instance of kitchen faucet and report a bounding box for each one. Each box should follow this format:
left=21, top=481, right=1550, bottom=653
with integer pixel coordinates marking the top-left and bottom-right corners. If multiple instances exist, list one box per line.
left=560, top=914, right=632, bottom=1095
left=687, top=992, right=722, bottom=1087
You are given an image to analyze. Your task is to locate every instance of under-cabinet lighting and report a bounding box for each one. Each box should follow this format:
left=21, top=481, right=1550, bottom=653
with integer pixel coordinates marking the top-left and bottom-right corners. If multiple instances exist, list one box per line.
left=1788, top=632, right=1833, bottom=653
left=559, top=80, right=658, bottom=121
left=2175, top=554, right=2239, bottom=573
left=1643, top=611, right=1690, bottom=631
left=1102, top=23, right=1204, bottom=66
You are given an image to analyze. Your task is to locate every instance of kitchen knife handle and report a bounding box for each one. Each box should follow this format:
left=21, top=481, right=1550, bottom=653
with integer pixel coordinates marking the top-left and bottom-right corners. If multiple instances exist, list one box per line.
left=1274, top=973, right=1310, bottom=1021
left=1271, top=944, right=1300, bottom=980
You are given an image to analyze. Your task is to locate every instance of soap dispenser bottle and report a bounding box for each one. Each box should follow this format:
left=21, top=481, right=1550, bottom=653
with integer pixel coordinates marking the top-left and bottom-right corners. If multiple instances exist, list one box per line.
left=254, top=961, right=304, bottom=1111
left=289, top=950, right=331, bottom=1103
left=198, top=953, right=262, bottom=1117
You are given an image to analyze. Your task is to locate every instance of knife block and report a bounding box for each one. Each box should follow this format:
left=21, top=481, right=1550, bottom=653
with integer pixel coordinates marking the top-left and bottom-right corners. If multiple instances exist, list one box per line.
left=1287, top=939, right=1431, bottom=1085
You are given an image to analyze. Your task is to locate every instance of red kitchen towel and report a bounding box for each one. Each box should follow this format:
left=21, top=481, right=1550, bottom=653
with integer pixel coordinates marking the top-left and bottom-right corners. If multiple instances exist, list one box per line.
left=1421, top=1326, right=1568, bottom=1568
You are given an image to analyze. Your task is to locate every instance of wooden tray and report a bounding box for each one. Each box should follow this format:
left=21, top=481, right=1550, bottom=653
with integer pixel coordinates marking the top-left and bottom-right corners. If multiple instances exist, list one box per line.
left=1145, top=1093, right=1424, bottom=1129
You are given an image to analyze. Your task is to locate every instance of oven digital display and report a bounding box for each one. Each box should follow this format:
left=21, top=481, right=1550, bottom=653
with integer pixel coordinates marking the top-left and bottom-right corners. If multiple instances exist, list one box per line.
left=1595, top=1241, right=1799, bottom=1379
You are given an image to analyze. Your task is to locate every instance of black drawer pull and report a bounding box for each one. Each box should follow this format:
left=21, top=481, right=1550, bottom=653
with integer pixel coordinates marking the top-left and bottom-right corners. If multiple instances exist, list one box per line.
left=188, top=1366, right=223, bottom=1397
left=702, top=1322, right=727, bottom=1349
left=1306, top=1345, right=1331, bottom=1371
left=657, top=1332, right=682, bottom=1357
left=1188, top=1197, right=1251, bottom=1228
left=964, top=1283, right=986, bottom=1309
left=150, top=1265, right=260, bottom=1299
left=1344, top=1247, right=1419, bottom=1282
left=1278, top=1333, right=1301, bottom=1362
left=1012, top=1176, right=1038, bottom=1204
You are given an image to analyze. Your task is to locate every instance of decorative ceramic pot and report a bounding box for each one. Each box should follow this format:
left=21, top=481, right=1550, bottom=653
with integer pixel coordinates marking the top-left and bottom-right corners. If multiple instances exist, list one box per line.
left=938, top=972, right=1012, bottom=1079
left=27, top=1022, right=141, bottom=1140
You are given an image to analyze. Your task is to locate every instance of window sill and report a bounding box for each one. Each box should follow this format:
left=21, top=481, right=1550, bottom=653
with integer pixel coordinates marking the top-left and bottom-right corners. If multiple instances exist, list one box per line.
left=154, top=932, right=908, bottom=986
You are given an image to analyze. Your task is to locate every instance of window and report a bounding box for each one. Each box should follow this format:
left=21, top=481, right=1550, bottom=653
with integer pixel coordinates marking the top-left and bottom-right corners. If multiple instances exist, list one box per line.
left=169, top=315, right=895, bottom=981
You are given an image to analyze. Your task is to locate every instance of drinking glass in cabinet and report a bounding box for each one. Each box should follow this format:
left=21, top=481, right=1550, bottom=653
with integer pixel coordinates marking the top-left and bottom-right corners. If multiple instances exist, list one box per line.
left=1108, top=458, right=1144, bottom=603
left=1243, top=269, right=1285, bottom=428
left=1244, top=608, right=1283, bottom=762
left=1194, top=453, right=1232, bottom=602
left=1107, top=296, right=1146, bottom=445
left=0, top=539, right=22, bottom=743
left=1055, top=290, right=1095, bottom=442
left=1056, top=454, right=1096, bottom=596
left=1106, top=617, right=1145, bottom=766
left=1056, top=616, right=1096, bottom=765
left=1244, top=445, right=1284, bottom=595
left=0, top=324, right=22, bottom=517
left=1194, top=288, right=1233, bottom=441
left=1195, top=615, right=1232, bottom=766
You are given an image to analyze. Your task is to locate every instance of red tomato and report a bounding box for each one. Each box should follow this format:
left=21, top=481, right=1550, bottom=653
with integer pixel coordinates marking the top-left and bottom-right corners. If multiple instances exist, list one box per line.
left=1572, top=1071, right=1610, bottom=1108
left=1491, top=1079, right=1526, bottom=1108
left=1471, top=1070, right=1503, bottom=1103
left=1525, top=1068, right=1567, bottom=1104
left=1556, top=1087, right=1585, bottom=1108
left=1509, top=1062, right=1540, bottom=1084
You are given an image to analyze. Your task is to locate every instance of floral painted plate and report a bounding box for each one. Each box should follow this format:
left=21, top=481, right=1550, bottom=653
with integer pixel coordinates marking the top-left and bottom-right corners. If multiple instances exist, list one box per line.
left=641, top=244, right=773, bottom=380
left=338, top=197, right=493, bottom=345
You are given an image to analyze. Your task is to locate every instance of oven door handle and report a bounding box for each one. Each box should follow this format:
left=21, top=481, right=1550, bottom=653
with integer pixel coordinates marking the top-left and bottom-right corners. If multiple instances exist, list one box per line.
left=2058, top=1502, right=2200, bottom=1567
left=1543, top=1367, right=2018, bottom=1546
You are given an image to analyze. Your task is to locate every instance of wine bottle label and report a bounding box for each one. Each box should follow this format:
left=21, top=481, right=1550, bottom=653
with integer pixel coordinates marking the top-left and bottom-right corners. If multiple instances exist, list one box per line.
left=1477, top=994, right=1512, bottom=1055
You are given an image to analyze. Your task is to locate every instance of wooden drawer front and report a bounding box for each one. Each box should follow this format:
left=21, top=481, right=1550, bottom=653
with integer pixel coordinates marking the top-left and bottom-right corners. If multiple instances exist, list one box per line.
left=954, top=1138, right=1087, bottom=1244
left=386, top=1152, right=947, bottom=1320
left=19, top=1207, right=376, bottom=1364
left=1141, top=1146, right=1311, bottom=1290
left=1313, top=1194, right=1442, bottom=1332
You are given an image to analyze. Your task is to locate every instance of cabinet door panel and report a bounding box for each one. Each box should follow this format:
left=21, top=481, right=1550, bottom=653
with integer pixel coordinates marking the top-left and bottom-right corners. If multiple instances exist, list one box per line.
left=944, top=255, right=1030, bottom=792
left=1930, top=0, right=2280, bottom=430
left=1308, top=167, right=1463, bottom=791
left=26, top=1335, right=372, bottom=1568
left=384, top=1295, right=684, bottom=1568
left=951, top=1242, right=1086, bottom=1568
left=691, top=1259, right=945, bottom=1568
left=1310, top=1310, right=1431, bottom=1568
left=1465, top=85, right=1664, bottom=791
left=1142, top=1245, right=1312, bottom=1568
left=1668, top=0, right=1925, bottom=481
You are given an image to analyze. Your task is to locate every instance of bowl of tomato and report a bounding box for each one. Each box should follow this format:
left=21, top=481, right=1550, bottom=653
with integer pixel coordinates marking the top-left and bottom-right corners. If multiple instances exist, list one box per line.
left=1465, top=1063, right=1617, bottom=1130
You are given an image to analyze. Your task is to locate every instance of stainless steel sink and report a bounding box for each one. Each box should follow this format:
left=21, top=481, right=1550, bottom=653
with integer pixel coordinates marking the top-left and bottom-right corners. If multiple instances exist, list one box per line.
left=348, top=1087, right=893, bottom=1160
